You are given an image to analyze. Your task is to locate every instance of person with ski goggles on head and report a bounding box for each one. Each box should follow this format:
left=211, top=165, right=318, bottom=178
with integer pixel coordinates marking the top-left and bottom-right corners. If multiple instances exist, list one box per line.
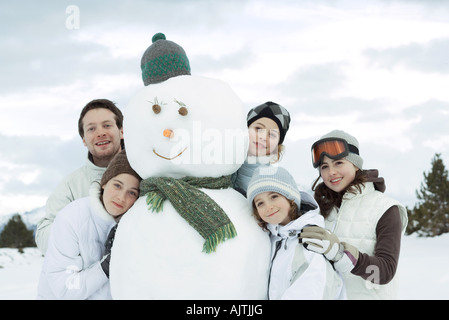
left=299, top=130, right=408, bottom=300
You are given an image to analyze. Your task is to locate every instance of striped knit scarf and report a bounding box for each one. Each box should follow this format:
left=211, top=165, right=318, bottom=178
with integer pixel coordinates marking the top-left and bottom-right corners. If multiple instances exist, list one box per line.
left=140, top=175, right=237, bottom=253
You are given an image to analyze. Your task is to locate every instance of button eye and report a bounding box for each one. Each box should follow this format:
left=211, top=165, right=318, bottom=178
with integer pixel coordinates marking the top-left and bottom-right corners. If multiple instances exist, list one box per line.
left=178, top=107, right=188, bottom=116
left=153, top=104, right=161, bottom=114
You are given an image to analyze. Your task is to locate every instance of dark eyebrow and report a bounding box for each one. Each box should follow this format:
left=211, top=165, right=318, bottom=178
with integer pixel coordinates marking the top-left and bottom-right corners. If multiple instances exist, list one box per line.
left=85, top=119, right=114, bottom=127
left=322, top=158, right=342, bottom=165
left=111, top=178, right=124, bottom=185
left=253, top=121, right=267, bottom=128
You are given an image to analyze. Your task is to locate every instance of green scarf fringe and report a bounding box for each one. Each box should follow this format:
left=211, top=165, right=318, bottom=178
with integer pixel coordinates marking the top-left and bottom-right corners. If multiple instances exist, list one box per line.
left=202, top=223, right=238, bottom=253
left=141, top=175, right=237, bottom=254
left=145, top=191, right=165, bottom=212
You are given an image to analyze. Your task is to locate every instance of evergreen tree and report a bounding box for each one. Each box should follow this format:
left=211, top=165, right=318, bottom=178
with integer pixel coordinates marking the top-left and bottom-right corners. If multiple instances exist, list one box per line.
left=0, top=214, right=36, bottom=249
left=407, top=153, right=449, bottom=236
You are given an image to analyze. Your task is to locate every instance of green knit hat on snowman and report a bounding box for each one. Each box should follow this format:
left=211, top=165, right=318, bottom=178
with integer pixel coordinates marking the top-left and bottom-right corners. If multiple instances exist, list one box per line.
left=141, top=33, right=191, bottom=86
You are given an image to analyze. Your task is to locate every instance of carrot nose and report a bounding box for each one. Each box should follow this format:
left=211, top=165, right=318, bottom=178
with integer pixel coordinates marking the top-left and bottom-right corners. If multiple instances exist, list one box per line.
left=163, top=129, right=174, bottom=138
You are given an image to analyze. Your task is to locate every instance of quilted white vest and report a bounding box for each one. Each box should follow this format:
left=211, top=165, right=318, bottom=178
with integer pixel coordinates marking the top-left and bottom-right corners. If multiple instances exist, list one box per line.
left=324, top=182, right=408, bottom=300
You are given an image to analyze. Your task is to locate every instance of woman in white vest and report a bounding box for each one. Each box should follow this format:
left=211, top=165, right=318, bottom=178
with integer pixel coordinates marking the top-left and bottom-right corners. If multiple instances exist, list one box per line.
left=299, top=130, right=408, bottom=299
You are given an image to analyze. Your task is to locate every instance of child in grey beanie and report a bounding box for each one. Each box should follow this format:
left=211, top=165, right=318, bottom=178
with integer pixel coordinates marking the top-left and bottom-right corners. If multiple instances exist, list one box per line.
left=247, top=166, right=345, bottom=300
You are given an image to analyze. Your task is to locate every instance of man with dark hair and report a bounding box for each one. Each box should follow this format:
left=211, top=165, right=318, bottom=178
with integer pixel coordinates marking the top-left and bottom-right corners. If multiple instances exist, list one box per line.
left=36, top=99, right=124, bottom=254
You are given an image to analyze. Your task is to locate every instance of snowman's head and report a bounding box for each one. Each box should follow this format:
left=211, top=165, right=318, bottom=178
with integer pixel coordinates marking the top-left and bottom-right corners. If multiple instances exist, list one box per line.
left=124, top=75, right=248, bottom=179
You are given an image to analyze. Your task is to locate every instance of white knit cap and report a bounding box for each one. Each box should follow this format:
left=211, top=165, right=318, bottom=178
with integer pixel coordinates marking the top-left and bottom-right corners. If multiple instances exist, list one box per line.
left=247, top=166, right=301, bottom=208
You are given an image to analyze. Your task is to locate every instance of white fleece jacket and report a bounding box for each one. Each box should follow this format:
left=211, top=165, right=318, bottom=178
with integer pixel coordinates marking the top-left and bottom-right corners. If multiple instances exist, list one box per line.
left=267, top=207, right=345, bottom=300
left=36, top=183, right=116, bottom=300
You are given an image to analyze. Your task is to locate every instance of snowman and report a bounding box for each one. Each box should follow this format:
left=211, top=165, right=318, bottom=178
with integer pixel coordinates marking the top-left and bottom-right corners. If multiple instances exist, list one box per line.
left=109, top=33, right=271, bottom=299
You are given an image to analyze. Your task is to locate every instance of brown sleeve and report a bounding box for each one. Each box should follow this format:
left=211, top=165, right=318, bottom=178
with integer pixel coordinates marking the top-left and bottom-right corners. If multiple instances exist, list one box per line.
left=350, top=206, right=402, bottom=284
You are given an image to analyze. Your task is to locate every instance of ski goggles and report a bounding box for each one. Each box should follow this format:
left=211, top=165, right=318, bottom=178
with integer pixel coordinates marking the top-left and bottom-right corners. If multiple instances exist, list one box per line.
left=311, top=137, right=359, bottom=168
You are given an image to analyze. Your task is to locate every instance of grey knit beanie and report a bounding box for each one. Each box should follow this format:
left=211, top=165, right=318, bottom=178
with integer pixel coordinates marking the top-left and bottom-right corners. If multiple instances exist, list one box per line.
left=318, top=129, right=363, bottom=169
left=247, top=166, right=301, bottom=208
left=141, top=33, right=191, bottom=86
left=246, top=101, right=291, bottom=144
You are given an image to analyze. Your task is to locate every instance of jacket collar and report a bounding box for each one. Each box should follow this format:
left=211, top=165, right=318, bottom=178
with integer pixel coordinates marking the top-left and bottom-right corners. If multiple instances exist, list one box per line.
left=246, top=153, right=278, bottom=165
left=342, top=181, right=375, bottom=201
left=89, top=182, right=116, bottom=223
left=267, top=209, right=324, bottom=239
left=86, top=153, right=108, bottom=181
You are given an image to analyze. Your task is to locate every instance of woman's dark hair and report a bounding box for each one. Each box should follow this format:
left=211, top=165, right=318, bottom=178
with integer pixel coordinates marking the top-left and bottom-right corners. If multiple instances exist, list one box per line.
left=312, top=169, right=368, bottom=219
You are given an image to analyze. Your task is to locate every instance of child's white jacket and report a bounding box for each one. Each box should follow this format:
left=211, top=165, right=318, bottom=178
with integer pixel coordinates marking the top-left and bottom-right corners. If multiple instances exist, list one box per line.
left=36, top=183, right=116, bottom=300
left=266, top=205, right=345, bottom=300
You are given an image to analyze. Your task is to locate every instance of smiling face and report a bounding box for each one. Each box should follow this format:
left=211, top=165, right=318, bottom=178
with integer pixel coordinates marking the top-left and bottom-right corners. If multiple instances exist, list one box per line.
left=319, top=155, right=359, bottom=193
left=248, top=117, right=280, bottom=157
left=124, top=76, right=248, bottom=179
left=82, top=108, right=123, bottom=167
left=102, top=173, right=140, bottom=219
left=253, top=191, right=292, bottom=226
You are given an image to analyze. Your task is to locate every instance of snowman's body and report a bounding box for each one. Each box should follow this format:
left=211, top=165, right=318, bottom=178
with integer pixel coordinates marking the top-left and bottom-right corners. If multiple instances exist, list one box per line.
left=110, top=75, right=271, bottom=299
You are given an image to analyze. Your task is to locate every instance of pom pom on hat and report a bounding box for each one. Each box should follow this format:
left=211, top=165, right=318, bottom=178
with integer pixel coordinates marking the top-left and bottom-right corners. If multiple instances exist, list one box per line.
left=247, top=166, right=301, bottom=209
left=247, top=101, right=291, bottom=144
left=152, top=32, right=166, bottom=42
left=141, top=33, right=191, bottom=86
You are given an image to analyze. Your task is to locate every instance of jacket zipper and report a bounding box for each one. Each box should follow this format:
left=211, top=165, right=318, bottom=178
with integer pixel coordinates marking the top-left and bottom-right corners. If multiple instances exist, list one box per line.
left=331, top=202, right=344, bottom=233
left=267, top=239, right=283, bottom=300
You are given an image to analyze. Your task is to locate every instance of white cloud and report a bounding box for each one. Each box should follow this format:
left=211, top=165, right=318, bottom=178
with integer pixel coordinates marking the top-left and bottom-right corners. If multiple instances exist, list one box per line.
left=0, top=74, right=140, bottom=138
left=0, top=194, right=46, bottom=215
left=337, top=66, right=449, bottom=109
left=72, top=27, right=148, bottom=60
left=1, top=0, right=449, bottom=215
left=423, top=135, right=449, bottom=150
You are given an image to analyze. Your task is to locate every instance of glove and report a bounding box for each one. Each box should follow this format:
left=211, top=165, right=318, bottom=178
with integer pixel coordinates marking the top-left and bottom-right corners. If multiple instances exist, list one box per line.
left=299, top=226, right=344, bottom=262
left=333, top=241, right=360, bottom=274
left=101, top=224, right=118, bottom=278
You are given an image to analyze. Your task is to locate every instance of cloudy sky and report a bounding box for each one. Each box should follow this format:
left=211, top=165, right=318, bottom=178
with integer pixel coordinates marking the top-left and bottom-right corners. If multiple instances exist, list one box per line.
left=1, top=0, right=449, bottom=216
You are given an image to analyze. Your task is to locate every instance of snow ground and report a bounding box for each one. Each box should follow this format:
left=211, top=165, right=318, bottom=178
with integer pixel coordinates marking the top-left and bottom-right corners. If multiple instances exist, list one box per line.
left=397, top=233, right=449, bottom=299
left=0, top=248, right=44, bottom=299
left=0, top=234, right=448, bottom=300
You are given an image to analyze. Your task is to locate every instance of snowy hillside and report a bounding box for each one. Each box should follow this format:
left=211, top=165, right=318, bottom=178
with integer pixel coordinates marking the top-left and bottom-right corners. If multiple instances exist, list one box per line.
left=0, top=206, right=45, bottom=234
left=0, top=233, right=448, bottom=300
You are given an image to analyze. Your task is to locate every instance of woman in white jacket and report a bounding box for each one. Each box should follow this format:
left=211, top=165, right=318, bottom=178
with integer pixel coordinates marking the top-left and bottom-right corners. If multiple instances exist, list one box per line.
left=37, top=150, right=141, bottom=300
left=247, top=166, right=345, bottom=300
